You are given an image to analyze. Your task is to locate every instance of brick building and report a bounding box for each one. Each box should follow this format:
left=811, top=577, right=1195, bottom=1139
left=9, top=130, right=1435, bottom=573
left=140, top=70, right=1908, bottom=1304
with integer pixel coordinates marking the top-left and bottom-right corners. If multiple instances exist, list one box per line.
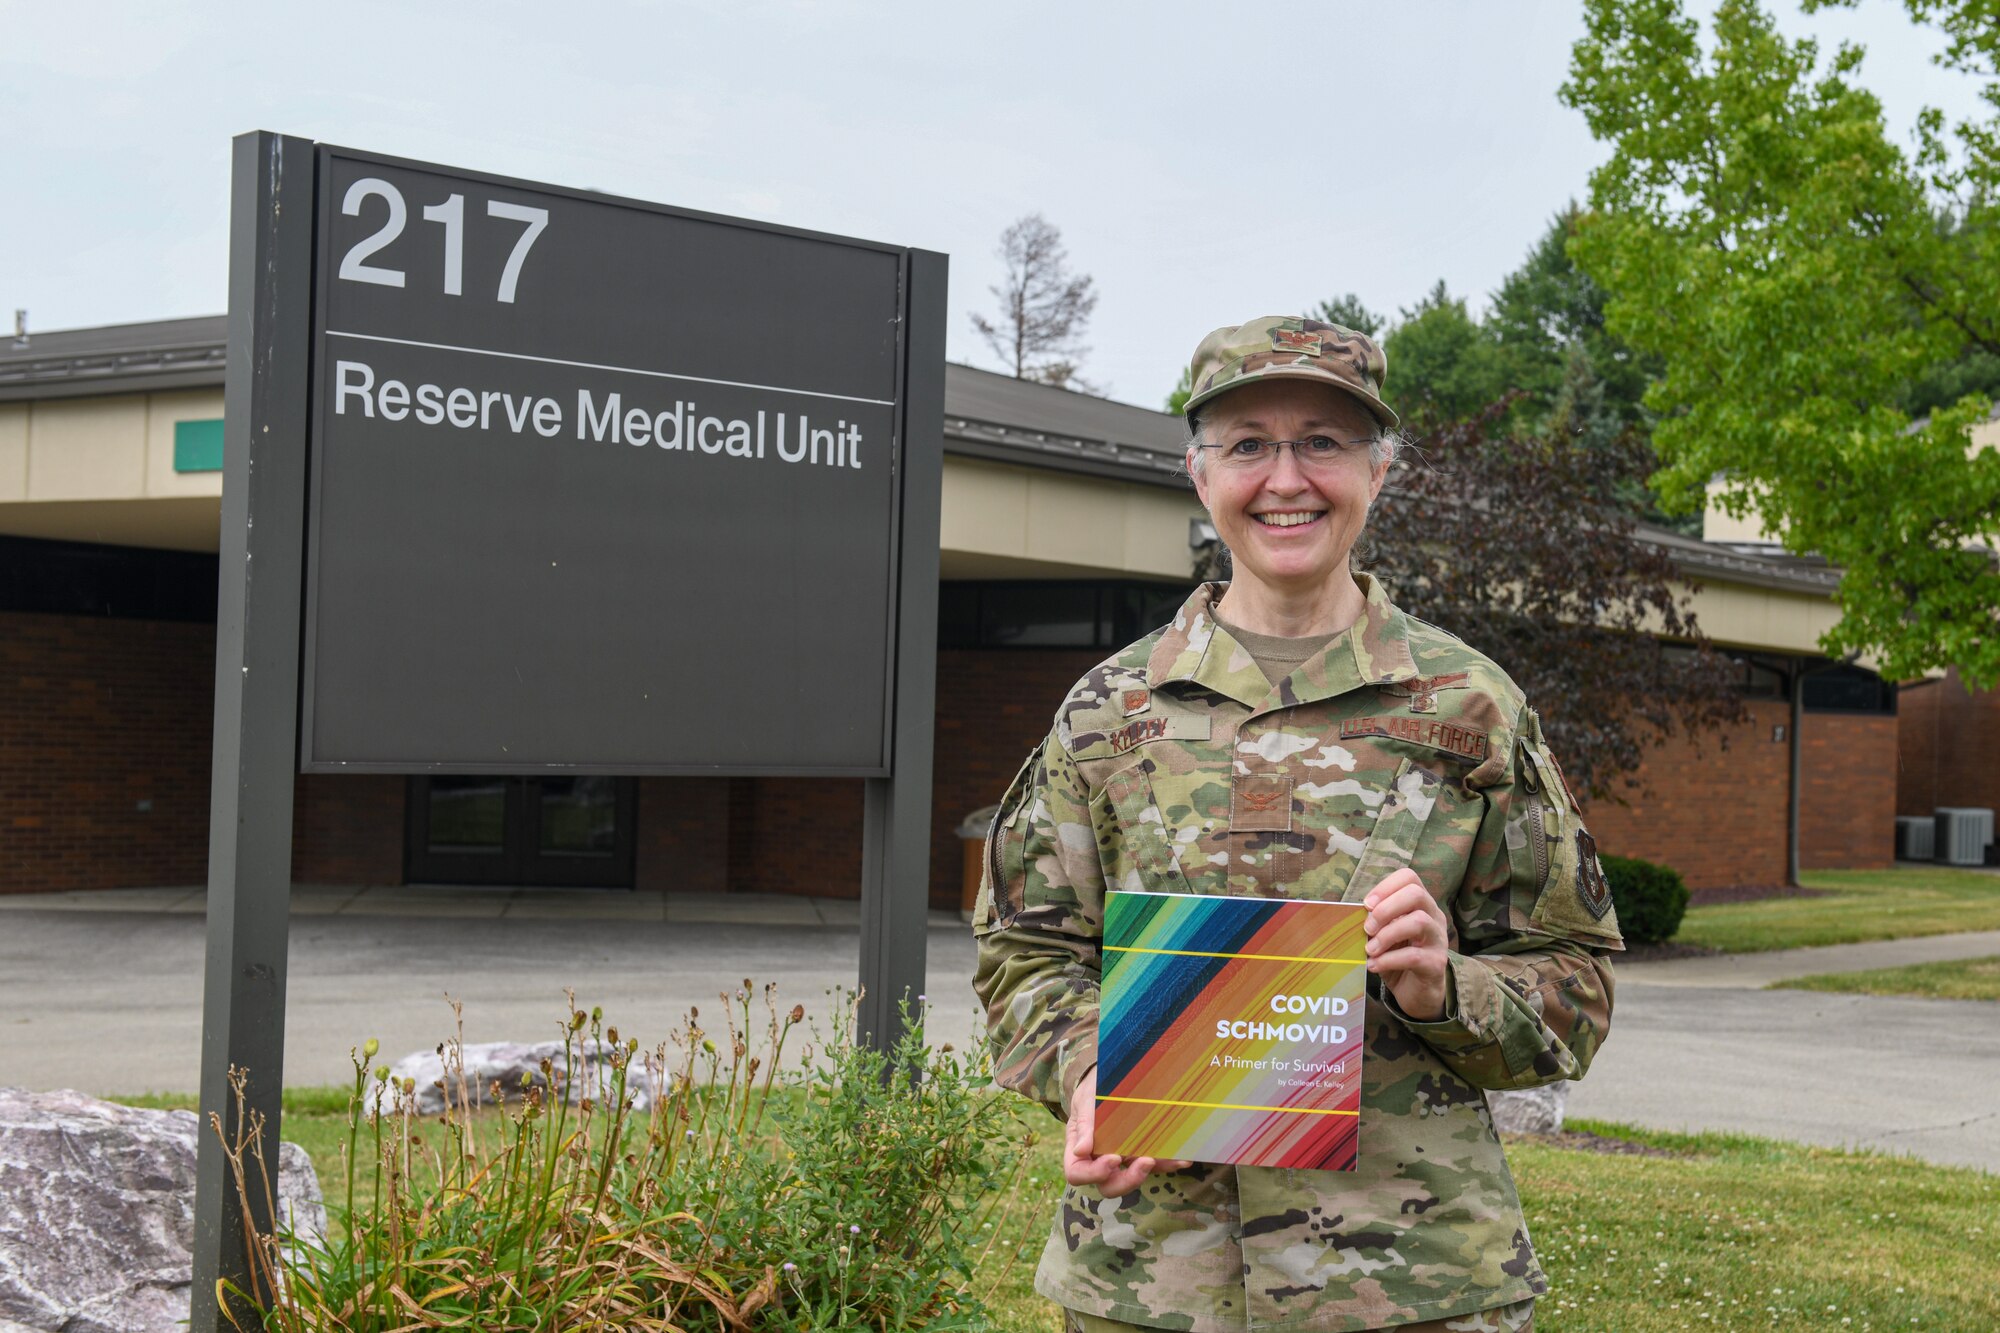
left=2, top=316, right=1908, bottom=904
left=1896, top=667, right=2000, bottom=829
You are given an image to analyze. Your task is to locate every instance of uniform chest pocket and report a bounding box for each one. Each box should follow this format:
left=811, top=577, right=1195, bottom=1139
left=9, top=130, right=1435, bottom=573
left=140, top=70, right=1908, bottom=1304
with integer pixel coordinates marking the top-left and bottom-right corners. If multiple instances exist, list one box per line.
left=1098, top=762, right=1208, bottom=896
left=1117, top=759, right=1334, bottom=898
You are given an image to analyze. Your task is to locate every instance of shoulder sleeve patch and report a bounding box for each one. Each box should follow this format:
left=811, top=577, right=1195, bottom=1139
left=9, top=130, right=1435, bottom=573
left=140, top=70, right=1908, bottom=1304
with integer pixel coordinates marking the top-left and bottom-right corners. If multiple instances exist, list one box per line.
left=1574, top=829, right=1614, bottom=921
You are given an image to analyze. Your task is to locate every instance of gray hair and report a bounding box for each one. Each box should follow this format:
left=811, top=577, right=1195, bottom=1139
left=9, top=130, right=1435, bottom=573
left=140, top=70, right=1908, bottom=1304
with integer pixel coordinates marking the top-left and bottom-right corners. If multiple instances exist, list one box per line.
left=1183, top=407, right=1404, bottom=481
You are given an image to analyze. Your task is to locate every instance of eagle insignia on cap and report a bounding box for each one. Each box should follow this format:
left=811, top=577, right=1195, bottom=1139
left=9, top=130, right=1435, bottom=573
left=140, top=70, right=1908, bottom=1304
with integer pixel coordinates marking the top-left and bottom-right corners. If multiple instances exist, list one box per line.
left=1271, top=328, right=1323, bottom=355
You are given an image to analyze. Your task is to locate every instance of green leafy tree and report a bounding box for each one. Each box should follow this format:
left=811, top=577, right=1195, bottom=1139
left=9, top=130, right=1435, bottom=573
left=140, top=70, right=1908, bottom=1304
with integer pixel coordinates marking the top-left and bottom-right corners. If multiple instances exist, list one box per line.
left=1307, top=221, right=1651, bottom=439
left=1492, top=213, right=1693, bottom=527
left=1305, top=237, right=1651, bottom=445
left=1870, top=0, right=2000, bottom=421
left=1904, top=347, right=2000, bottom=419
left=1897, top=210, right=2000, bottom=416
left=1561, top=0, right=2000, bottom=685
left=1310, top=292, right=1386, bottom=338
left=1487, top=204, right=1657, bottom=436
left=1380, top=281, right=1507, bottom=425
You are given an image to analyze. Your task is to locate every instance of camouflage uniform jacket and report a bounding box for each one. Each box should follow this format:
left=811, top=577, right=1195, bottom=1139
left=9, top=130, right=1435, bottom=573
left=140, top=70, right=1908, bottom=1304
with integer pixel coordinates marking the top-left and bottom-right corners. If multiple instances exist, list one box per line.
left=972, top=576, right=1622, bottom=1332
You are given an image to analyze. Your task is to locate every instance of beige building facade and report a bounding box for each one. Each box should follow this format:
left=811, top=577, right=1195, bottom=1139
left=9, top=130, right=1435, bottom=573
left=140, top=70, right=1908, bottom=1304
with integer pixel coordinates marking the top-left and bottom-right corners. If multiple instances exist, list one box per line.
left=1, top=317, right=1903, bottom=899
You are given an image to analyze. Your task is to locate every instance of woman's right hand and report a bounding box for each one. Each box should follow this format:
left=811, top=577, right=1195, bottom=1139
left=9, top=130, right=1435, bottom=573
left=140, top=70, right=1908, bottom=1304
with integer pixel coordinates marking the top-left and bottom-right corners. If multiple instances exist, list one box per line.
left=1064, top=1067, right=1190, bottom=1198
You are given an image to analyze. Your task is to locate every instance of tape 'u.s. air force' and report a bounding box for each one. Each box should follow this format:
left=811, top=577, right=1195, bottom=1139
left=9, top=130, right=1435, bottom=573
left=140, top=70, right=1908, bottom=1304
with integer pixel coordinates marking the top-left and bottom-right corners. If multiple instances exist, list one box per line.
left=1339, top=715, right=1489, bottom=762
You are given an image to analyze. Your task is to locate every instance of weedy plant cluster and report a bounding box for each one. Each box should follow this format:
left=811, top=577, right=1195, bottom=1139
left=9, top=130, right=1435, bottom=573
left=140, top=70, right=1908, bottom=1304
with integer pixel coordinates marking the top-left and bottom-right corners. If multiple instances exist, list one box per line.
left=209, top=986, right=1041, bottom=1331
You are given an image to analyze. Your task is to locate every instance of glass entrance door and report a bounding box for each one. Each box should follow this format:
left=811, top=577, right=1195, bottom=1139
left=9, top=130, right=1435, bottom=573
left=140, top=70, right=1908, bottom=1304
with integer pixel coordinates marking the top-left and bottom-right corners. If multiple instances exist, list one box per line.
left=405, top=777, right=636, bottom=888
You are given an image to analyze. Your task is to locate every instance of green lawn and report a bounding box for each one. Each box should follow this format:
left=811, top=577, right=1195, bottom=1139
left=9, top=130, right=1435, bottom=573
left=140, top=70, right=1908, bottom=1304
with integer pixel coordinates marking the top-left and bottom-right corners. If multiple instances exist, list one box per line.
left=1674, top=866, right=2000, bottom=953
left=979, top=1118, right=2000, bottom=1332
left=1773, top=954, right=2000, bottom=1001
left=123, top=1092, right=2000, bottom=1332
left=1515, top=1120, right=1999, bottom=1331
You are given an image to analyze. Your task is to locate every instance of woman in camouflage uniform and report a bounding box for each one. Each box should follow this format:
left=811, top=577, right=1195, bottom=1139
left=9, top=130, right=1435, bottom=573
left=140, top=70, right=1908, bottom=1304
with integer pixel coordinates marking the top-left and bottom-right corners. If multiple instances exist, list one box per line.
left=972, top=316, right=1623, bottom=1333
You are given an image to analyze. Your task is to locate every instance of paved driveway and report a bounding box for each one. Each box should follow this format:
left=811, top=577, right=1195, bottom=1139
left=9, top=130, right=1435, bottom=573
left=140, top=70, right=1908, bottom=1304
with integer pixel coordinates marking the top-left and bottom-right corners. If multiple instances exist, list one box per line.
left=0, top=892, right=986, bottom=1094
left=2, top=890, right=1995, bottom=1172
left=1567, top=980, right=2000, bottom=1172
left=1565, top=931, right=2000, bottom=1173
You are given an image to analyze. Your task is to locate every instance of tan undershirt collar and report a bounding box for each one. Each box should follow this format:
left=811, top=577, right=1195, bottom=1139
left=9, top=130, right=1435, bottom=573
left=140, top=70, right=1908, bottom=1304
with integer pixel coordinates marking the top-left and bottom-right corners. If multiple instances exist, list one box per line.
left=1212, top=610, right=1339, bottom=688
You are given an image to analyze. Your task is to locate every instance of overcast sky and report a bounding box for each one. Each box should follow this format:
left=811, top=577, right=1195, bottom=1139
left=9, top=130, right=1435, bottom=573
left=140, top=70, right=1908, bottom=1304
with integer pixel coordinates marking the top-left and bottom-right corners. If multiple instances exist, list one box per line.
left=2, top=0, right=1986, bottom=411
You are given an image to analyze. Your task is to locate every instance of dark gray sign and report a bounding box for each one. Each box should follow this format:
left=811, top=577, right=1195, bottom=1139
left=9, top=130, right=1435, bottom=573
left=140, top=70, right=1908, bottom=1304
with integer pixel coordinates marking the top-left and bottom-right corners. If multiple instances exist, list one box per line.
left=194, top=133, right=944, bottom=1333
left=303, top=146, right=909, bottom=773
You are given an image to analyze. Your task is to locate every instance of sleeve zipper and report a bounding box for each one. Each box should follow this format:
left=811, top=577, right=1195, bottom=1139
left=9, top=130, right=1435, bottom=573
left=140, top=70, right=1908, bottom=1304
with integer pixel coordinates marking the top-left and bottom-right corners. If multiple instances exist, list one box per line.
left=1527, top=799, right=1551, bottom=892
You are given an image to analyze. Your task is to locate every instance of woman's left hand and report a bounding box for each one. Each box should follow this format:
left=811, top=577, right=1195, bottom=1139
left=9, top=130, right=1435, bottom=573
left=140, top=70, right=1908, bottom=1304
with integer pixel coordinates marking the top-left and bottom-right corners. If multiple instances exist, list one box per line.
left=1362, top=868, right=1452, bottom=1022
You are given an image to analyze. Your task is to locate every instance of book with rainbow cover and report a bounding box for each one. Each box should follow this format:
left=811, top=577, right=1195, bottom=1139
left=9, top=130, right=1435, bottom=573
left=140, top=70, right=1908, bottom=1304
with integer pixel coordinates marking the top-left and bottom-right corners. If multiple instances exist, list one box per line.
left=1095, top=890, right=1367, bottom=1171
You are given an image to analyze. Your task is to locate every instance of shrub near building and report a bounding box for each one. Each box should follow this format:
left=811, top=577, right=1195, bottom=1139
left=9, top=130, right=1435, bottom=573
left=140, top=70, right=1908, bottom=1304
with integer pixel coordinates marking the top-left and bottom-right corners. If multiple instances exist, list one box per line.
left=1599, top=854, right=1689, bottom=944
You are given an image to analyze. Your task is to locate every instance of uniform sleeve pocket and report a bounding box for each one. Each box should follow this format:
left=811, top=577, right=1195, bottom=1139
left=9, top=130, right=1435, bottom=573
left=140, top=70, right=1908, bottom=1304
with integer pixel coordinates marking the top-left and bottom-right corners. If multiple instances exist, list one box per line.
left=1516, top=740, right=1623, bottom=947
left=973, top=747, right=1041, bottom=935
left=1525, top=818, right=1625, bottom=946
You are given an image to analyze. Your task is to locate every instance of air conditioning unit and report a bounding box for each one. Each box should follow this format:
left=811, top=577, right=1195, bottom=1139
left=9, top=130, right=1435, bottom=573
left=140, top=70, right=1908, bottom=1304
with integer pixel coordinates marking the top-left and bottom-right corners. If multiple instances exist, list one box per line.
left=1933, top=807, right=1993, bottom=867
left=1896, top=816, right=1936, bottom=862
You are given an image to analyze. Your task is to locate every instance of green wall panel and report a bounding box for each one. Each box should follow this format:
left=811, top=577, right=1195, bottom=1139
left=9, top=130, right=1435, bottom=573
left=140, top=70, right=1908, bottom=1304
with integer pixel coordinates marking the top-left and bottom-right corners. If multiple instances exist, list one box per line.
left=173, top=418, right=224, bottom=473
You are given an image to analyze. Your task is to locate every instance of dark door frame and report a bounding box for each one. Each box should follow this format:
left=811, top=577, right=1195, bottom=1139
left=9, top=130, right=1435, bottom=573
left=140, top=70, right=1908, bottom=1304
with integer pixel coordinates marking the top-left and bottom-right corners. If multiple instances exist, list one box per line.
left=403, top=776, right=637, bottom=888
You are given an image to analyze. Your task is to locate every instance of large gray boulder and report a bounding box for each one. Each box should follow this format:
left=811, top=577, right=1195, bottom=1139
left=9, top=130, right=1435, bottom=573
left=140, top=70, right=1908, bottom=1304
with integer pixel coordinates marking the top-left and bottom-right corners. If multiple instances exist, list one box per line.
left=1488, top=1082, right=1569, bottom=1136
left=0, top=1087, right=322, bottom=1333
left=385, top=1039, right=656, bottom=1116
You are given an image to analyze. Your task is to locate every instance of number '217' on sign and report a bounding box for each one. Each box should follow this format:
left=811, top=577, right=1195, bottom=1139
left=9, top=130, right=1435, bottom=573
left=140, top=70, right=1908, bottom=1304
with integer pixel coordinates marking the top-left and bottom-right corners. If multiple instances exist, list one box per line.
left=338, top=177, right=547, bottom=302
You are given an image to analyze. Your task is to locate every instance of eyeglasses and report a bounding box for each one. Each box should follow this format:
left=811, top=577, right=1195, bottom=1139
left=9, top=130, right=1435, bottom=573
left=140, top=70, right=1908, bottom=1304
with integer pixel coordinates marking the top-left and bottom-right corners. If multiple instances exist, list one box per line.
left=1196, top=435, right=1378, bottom=470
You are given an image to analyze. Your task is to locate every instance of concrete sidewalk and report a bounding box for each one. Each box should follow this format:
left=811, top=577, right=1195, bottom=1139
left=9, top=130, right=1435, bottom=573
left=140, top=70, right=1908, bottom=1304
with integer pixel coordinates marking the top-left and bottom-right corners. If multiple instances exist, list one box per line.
left=0, top=883, right=930, bottom=927
left=1616, top=930, right=2000, bottom=989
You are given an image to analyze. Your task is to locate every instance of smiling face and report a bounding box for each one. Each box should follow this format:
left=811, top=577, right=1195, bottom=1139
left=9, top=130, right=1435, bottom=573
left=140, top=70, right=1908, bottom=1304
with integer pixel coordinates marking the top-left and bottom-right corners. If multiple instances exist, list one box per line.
left=1188, top=377, right=1389, bottom=610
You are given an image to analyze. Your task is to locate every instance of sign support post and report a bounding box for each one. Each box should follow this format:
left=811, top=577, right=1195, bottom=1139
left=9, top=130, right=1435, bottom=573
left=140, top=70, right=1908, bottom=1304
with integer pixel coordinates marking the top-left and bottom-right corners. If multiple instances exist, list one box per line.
left=188, top=132, right=947, bottom=1330
left=189, top=130, right=315, bottom=1333
left=858, top=249, right=947, bottom=1047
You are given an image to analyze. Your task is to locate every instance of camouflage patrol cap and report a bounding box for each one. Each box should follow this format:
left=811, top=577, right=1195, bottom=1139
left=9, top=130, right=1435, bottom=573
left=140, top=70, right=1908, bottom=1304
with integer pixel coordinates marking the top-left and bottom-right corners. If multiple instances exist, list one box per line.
left=1184, top=315, right=1398, bottom=429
